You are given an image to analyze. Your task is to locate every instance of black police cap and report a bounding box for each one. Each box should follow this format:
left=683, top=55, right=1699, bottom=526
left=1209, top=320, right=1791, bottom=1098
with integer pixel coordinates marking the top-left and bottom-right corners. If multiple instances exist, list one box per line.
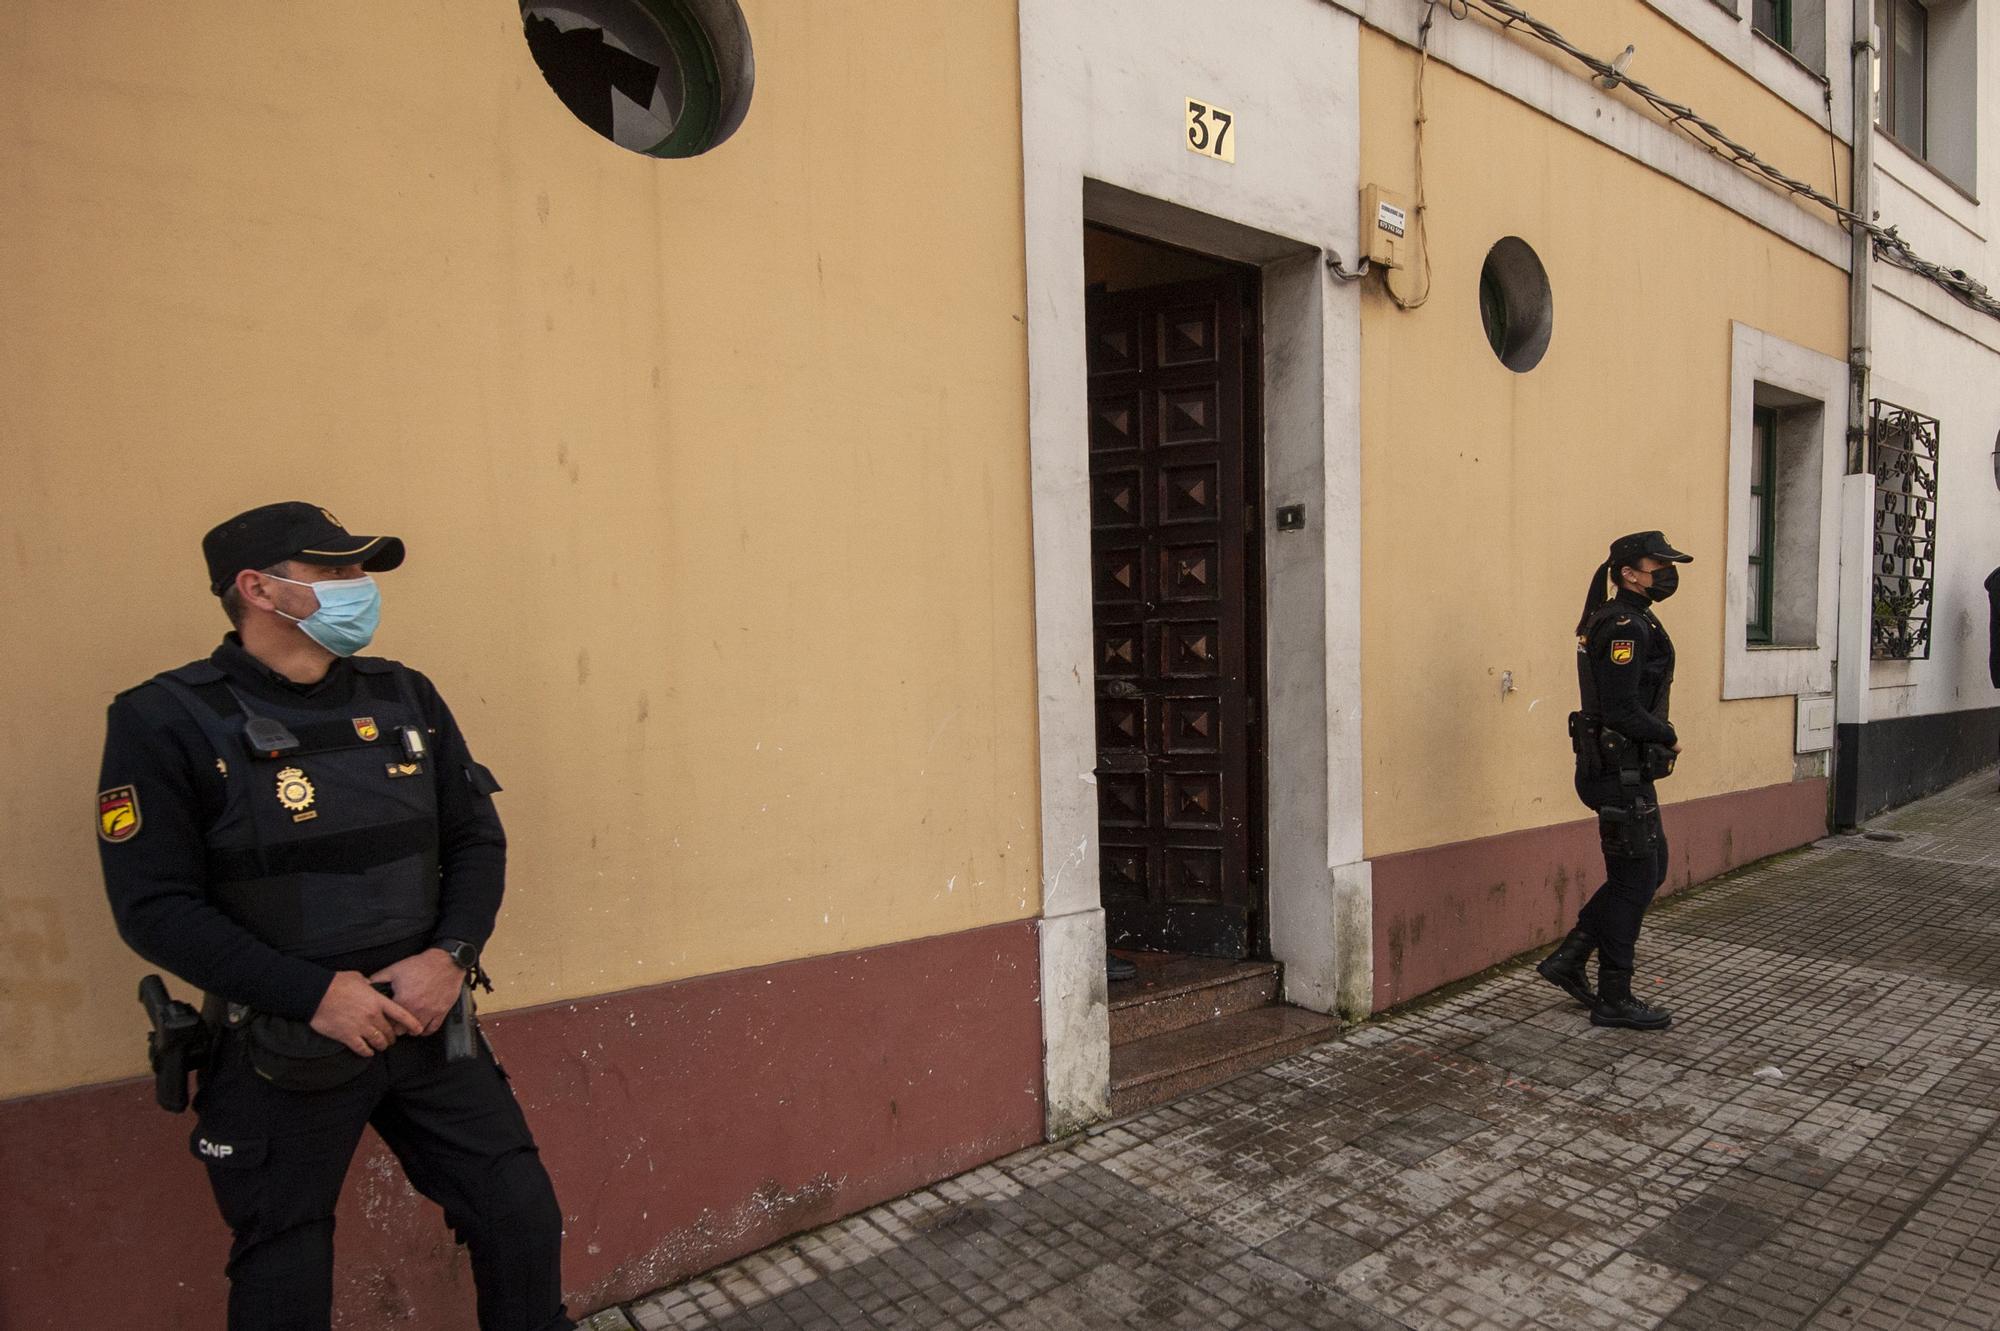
left=1608, top=530, right=1692, bottom=572
left=202, top=502, right=406, bottom=596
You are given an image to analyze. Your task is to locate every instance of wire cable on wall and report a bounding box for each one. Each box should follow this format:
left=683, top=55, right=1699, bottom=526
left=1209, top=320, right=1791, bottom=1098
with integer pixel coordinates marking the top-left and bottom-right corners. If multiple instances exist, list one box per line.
left=1383, top=0, right=1462, bottom=309
left=1395, top=0, right=2000, bottom=322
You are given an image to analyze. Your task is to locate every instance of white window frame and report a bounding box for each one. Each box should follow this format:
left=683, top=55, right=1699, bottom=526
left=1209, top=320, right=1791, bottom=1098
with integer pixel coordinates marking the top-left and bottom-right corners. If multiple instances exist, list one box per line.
left=1723, top=323, right=1846, bottom=699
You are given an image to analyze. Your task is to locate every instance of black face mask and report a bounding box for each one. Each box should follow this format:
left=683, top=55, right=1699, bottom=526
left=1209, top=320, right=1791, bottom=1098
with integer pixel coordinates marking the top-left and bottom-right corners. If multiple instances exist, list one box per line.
left=1643, top=566, right=1679, bottom=602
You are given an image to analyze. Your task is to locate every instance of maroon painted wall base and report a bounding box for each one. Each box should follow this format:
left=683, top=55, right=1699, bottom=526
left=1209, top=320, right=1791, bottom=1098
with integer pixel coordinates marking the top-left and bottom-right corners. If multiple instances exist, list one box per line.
left=0, top=919, right=1044, bottom=1329
left=1370, top=778, right=1828, bottom=1011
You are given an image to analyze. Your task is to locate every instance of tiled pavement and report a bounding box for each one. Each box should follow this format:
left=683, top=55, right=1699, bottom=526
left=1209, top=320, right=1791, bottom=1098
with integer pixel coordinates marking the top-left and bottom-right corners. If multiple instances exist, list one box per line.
left=598, top=769, right=2000, bottom=1331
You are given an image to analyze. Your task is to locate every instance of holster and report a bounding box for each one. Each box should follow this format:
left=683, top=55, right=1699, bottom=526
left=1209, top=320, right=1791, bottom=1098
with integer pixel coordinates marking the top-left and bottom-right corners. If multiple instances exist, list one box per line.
left=1641, top=743, right=1677, bottom=781
left=1597, top=798, right=1662, bottom=859
left=1568, top=712, right=1604, bottom=780
left=1596, top=727, right=1636, bottom=777
left=139, top=976, right=214, bottom=1114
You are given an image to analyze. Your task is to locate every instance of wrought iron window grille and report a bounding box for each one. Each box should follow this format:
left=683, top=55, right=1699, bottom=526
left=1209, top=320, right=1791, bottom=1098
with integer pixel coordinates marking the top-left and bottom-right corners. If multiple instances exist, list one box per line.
left=1869, top=399, right=1940, bottom=660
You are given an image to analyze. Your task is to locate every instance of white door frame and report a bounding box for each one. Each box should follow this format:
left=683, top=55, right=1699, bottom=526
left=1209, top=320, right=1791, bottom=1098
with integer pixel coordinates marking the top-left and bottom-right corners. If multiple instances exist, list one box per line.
left=1018, top=0, right=1370, bottom=1135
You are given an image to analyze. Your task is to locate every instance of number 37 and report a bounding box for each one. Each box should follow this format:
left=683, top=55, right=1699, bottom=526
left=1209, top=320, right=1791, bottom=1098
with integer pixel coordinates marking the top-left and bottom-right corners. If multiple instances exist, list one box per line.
left=1185, top=98, right=1235, bottom=163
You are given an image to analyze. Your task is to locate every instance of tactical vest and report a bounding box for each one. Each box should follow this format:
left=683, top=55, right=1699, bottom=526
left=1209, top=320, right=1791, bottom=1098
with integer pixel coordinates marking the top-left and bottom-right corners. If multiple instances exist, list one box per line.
left=151, top=657, right=441, bottom=961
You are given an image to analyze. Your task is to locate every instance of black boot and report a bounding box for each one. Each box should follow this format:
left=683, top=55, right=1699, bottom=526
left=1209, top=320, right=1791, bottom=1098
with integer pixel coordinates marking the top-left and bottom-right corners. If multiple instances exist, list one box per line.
left=1107, top=952, right=1137, bottom=983
left=1535, top=930, right=1596, bottom=1008
left=1591, top=967, right=1671, bottom=1030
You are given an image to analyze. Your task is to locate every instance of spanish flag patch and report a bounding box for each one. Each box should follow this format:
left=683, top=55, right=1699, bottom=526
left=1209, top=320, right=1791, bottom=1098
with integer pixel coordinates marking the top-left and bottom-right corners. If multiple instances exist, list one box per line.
left=1609, top=640, right=1636, bottom=666
left=98, top=786, right=142, bottom=843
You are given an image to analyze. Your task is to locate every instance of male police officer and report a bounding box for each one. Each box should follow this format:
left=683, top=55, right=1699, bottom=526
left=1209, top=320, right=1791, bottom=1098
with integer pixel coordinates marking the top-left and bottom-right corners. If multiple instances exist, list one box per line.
left=96, top=503, right=570, bottom=1331
left=1538, top=531, right=1691, bottom=1032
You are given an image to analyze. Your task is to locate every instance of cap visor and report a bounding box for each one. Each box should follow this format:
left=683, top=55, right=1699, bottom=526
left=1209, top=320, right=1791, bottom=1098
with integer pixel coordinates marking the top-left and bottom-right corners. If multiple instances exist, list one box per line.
left=296, top=535, right=405, bottom=572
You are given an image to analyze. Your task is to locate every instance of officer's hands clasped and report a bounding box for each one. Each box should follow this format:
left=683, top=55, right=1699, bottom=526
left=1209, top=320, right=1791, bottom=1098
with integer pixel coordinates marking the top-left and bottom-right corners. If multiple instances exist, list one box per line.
left=368, top=949, right=472, bottom=1036
left=312, top=970, right=424, bottom=1056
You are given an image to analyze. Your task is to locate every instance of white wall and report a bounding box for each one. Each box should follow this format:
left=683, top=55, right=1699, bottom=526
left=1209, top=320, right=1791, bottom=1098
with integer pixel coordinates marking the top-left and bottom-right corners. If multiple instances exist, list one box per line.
left=1862, top=0, right=2000, bottom=726
left=1865, top=294, right=2000, bottom=721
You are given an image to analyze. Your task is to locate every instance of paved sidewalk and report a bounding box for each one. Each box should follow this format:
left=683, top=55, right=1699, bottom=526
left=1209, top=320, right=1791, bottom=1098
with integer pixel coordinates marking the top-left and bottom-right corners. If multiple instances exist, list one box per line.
left=604, top=769, right=2000, bottom=1331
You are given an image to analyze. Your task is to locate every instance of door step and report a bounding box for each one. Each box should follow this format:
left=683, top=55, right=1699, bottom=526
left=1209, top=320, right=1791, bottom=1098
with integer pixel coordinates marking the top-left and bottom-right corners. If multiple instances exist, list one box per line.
left=1108, top=954, right=1279, bottom=1044
left=1106, top=954, right=1340, bottom=1118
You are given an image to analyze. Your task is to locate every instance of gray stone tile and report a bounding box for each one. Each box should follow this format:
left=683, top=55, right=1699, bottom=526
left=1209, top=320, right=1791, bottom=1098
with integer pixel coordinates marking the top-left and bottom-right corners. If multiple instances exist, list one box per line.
left=612, top=769, right=2000, bottom=1331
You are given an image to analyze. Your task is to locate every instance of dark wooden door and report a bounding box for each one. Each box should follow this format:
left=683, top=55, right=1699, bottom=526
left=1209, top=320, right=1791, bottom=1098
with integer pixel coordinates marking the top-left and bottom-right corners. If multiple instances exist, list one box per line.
left=1087, top=272, right=1259, bottom=958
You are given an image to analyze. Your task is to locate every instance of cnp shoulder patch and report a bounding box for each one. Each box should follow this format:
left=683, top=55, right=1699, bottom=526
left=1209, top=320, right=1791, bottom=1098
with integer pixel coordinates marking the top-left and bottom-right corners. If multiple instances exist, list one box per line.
left=1609, top=640, right=1636, bottom=666
left=98, top=786, right=142, bottom=842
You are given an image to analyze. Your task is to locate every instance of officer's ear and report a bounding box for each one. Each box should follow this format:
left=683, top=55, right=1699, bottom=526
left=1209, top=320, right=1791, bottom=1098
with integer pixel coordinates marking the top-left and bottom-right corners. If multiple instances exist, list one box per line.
left=234, top=568, right=272, bottom=612
left=233, top=566, right=291, bottom=615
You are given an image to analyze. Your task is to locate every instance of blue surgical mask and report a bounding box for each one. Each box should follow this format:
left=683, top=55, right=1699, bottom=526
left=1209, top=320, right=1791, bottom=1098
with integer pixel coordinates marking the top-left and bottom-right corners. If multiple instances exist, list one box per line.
left=267, top=573, right=381, bottom=657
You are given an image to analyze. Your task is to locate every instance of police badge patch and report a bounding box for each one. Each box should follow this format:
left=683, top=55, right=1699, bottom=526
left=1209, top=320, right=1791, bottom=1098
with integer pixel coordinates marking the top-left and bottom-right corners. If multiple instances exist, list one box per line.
left=353, top=717, right=379, bottom=742
left=275, top=767, right=317, bottom=822
left=1609, top=640, right=1636, bottom=665
left=98, top=786, right=141, bottom=842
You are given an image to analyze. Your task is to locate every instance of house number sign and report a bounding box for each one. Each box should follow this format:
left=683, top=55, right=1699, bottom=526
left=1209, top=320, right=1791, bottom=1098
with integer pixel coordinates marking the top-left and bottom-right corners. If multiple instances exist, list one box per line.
left=1185, top=97, right=1235, bottom=163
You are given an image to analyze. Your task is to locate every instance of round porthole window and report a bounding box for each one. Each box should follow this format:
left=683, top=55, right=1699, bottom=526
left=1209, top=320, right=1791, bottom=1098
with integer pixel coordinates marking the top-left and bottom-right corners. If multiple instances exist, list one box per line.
left=1477, top=237, right=1554, bottom=373
left=521, top=1, right=754, bottom=157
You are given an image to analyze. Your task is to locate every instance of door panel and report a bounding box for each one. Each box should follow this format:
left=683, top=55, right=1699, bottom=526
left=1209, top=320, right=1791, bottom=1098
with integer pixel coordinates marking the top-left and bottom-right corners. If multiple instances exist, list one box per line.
left=1087, top=272, right=1256, bottom=959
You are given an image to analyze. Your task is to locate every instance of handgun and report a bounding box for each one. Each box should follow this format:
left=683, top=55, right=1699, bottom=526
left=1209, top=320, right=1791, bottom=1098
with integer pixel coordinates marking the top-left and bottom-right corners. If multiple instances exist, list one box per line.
left=442, top=981, right=477, bottom=1063
left=138, top=975, right=212, bottom=1113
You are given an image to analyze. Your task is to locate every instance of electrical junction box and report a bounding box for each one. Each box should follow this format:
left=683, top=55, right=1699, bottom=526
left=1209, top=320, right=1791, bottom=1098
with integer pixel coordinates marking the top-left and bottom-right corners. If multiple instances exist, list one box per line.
left=1796, top=693, right=1834, bottom=754
left=1361, top=185, right=1412, bottom=268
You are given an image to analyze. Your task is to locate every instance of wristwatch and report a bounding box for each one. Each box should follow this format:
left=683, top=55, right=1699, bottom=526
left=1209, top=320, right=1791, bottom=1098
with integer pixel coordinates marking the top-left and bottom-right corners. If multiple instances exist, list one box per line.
left=434, top=938, right=479, bottom=972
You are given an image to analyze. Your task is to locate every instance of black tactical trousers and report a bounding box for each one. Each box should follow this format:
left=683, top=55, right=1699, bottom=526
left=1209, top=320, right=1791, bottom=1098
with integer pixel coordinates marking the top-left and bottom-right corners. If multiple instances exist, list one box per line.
left=190, top=1023, right=569, bottom=1331
left=1574, top=775, right=1670, bottom=973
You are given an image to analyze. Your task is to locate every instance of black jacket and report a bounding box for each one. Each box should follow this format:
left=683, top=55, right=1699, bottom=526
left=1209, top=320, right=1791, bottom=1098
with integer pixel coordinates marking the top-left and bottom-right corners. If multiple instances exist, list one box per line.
left=1987, top=567, right=2000, bottom=690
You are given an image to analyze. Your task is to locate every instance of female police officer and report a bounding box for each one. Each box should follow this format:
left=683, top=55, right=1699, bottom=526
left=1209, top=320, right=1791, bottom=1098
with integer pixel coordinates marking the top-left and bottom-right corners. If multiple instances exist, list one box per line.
left=1537, top=531, right=1691, bottom=1032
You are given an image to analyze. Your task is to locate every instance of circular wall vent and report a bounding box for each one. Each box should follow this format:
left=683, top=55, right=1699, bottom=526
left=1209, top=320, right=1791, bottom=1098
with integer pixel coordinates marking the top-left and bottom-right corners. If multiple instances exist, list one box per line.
left=1477, top=236, right=1554, bottom=373
left=521, top=0, right=754, bottom=157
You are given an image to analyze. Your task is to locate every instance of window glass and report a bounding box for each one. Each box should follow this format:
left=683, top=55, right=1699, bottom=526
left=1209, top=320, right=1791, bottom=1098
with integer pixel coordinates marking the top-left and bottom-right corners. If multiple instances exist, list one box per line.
left=1871, top=0, right=1885, bottom=126
left=1753, top=0, right=1792, bottom=49
left=1892, top=0, right=1927, bottom=151
left=1748, top=406, right=1777, bottom=644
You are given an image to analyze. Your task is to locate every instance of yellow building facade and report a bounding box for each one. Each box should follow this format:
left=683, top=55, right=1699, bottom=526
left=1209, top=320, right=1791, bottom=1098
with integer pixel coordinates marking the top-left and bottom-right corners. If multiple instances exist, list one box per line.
left=2, top=0, right=1879, bottom=1325
left=2, top=3, right=1046, bottom=1325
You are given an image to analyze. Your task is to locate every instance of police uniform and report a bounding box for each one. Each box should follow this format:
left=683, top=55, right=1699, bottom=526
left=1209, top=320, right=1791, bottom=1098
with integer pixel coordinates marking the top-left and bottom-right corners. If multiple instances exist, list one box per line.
left=97, top=504, right=569, bottom=1331
left=1987, top=567, right=1999, bottom=785
left=1538, top=530, right=1690, bottom=1031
